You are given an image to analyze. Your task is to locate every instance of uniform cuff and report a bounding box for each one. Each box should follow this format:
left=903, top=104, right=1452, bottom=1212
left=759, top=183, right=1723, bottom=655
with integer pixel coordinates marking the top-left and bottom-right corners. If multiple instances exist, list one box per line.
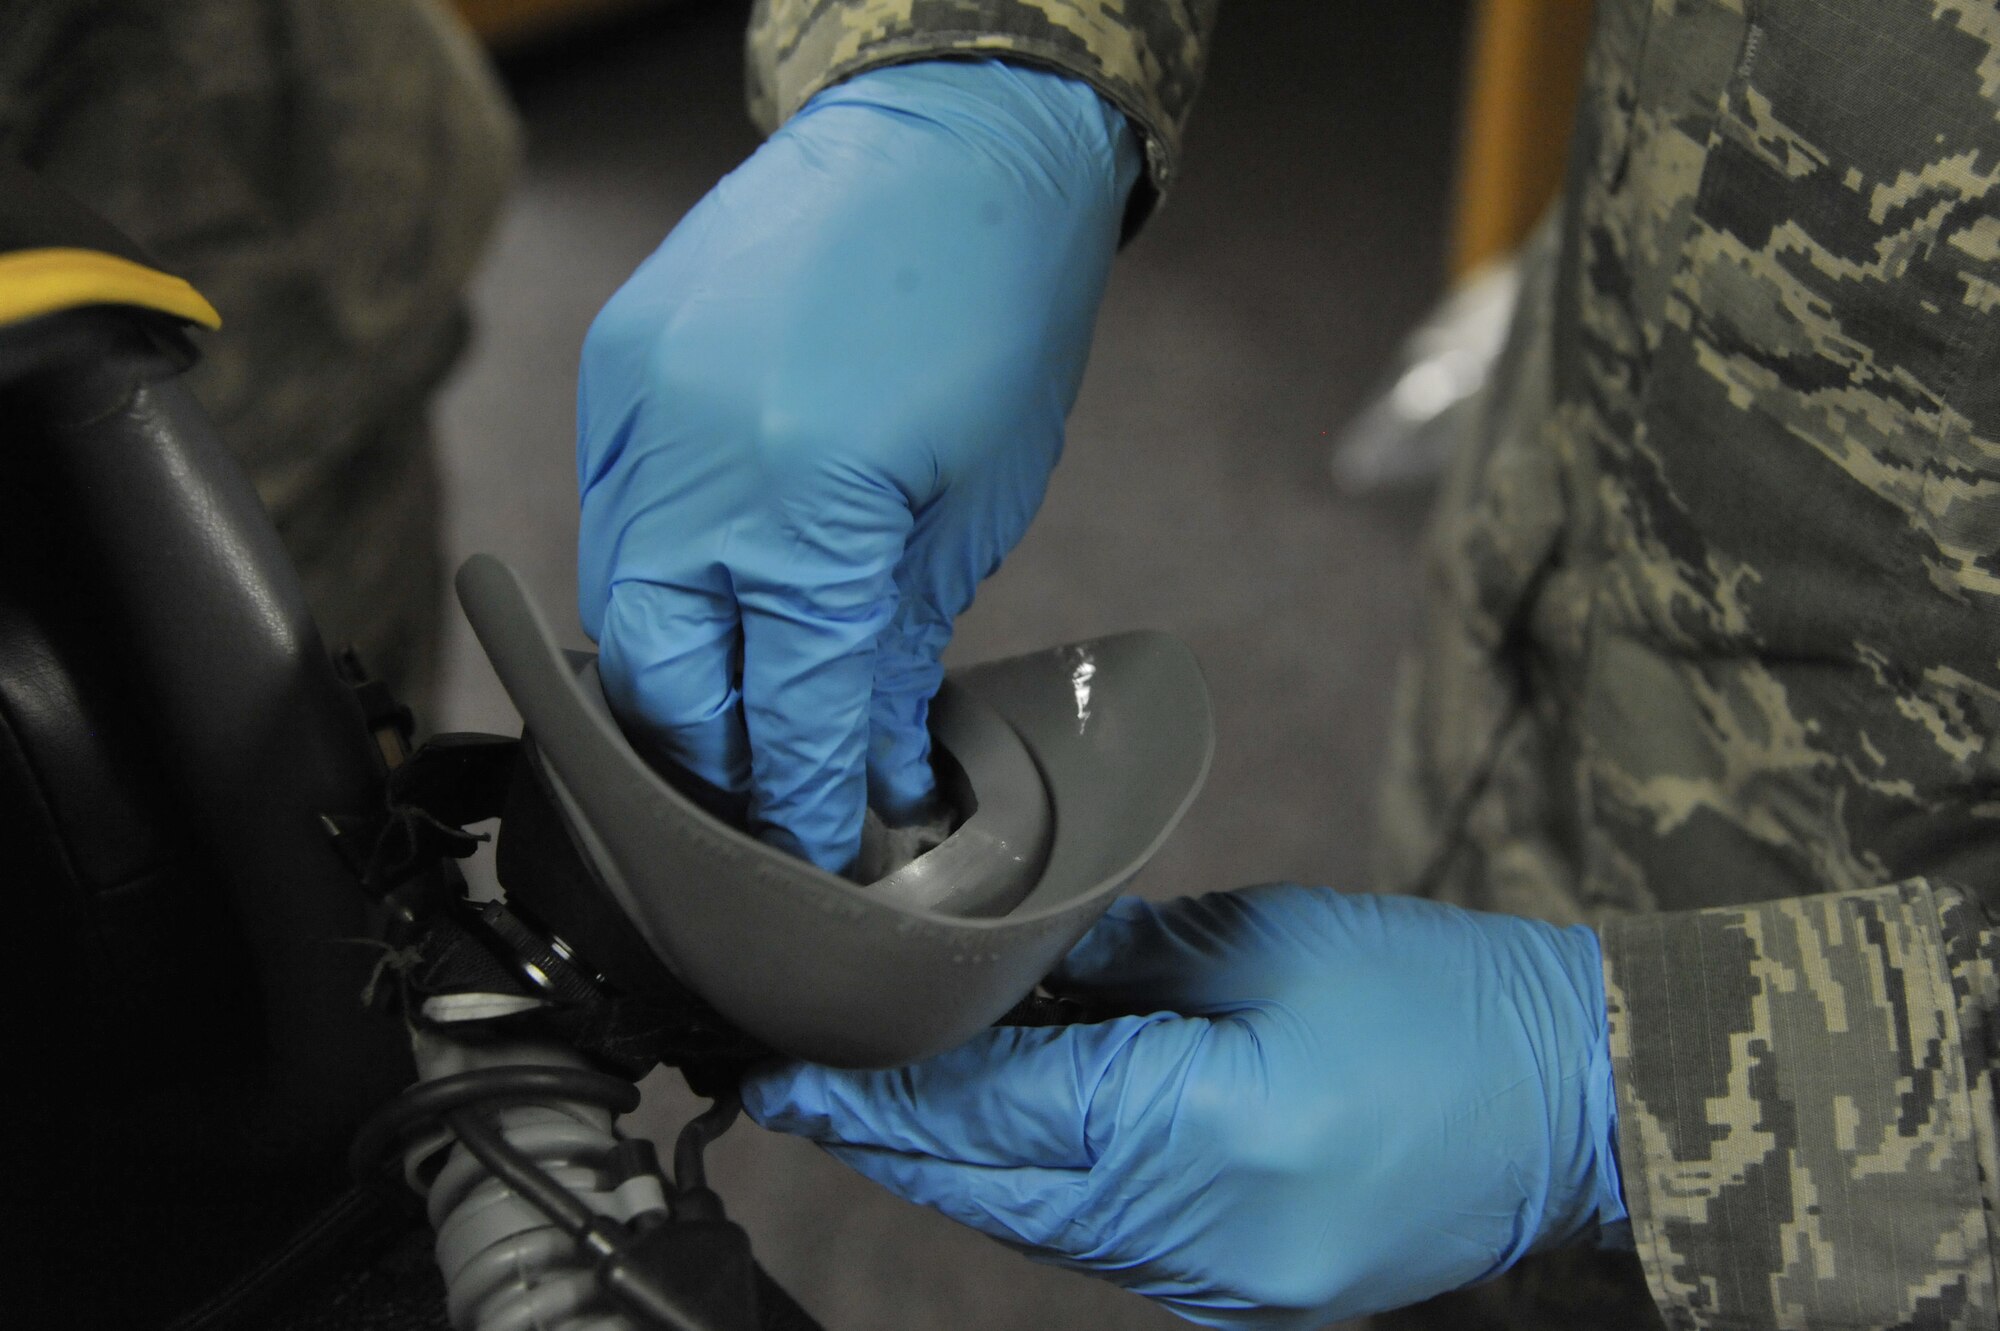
left=1601, top=882, right=2000, bottom=1328
left=745, top=2, right=1214, bottom=233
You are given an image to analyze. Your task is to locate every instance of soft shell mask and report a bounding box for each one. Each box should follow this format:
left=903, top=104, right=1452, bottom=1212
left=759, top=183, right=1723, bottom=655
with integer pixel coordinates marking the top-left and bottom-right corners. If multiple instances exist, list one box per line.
left=457, top=554, right=1212, bottom=1068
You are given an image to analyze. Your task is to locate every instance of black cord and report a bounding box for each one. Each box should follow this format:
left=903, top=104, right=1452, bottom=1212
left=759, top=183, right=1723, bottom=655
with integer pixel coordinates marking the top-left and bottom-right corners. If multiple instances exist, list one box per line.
left=349, top=1064, right=640, bottom=1187
left=673, top=1091, right=741, bottom=1194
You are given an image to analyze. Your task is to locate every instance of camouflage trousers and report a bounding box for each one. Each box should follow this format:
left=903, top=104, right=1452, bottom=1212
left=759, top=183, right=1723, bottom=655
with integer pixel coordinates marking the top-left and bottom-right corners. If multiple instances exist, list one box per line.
left=0, top=0, right=520, bottom=709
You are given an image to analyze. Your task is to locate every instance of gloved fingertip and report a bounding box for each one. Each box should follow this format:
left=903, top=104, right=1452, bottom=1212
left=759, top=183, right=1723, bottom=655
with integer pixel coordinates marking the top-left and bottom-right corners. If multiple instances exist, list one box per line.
left=867, top=749, right=941, bottom=826
left=868, top=655, right=944, bottom=823
left=757, top=820, right=860, bottom=877
left=740, top=1060, right=824, bottom=1134
left=594, top=587, right=754, bottom=798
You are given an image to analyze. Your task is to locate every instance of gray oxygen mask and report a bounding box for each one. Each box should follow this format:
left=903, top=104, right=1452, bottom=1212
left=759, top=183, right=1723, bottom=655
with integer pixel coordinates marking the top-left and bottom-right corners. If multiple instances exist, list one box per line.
left=457, top=554, right=1211, bottom=1068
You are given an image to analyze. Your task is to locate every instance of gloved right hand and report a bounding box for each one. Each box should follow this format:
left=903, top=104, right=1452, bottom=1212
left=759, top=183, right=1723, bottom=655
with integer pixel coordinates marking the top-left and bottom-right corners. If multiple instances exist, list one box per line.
left=745, top=886, right=1629, bottom=1328
left=577, top=59, right=1141, bottom=875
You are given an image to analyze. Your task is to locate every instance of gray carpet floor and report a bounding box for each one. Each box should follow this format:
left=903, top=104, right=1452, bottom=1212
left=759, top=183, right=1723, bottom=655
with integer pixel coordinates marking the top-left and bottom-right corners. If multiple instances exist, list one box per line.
left=430, top=3, right=1467, bottom=1326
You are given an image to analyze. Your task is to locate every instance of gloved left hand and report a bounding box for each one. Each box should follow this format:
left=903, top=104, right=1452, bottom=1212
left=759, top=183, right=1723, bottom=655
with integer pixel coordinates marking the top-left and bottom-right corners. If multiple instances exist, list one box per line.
left=744, top=885, right=1627, bottom=1329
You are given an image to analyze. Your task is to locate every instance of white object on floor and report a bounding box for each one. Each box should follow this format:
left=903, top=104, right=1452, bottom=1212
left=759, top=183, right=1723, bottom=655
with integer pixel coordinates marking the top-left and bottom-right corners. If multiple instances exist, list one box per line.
left=1329, top=256, right=1522, bottom=494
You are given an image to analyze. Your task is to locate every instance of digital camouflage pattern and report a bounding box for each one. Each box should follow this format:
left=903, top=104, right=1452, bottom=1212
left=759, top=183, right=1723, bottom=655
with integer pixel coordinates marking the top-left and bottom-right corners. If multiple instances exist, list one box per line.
left=0, top=0, right=518, bottom=706
left=746, top=0, right=1217, bottom=223
left=1372, top=0, right=2000, bottom=1326
left=1603, top=881, right=2000, bottom=1327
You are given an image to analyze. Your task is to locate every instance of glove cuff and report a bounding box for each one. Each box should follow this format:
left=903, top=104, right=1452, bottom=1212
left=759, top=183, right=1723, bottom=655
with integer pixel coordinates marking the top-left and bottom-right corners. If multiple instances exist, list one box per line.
left=795, top=60, right=1142, bottom=226
left=1531, top=922, right=1629, bottom=1255
left=1585, top=1010, right=1632, bottom=1244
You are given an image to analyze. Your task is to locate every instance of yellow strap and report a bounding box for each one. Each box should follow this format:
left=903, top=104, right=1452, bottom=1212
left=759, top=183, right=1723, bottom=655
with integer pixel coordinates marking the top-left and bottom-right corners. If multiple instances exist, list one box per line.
left=0, top=247, right=221, bottom=330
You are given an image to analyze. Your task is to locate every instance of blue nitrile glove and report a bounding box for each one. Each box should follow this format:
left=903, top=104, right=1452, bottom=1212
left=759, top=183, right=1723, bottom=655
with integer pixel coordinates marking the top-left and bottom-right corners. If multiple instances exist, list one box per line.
left=577, top=59, right=1141, bottom=873
left=744, top=886, right=1627, bottom=1329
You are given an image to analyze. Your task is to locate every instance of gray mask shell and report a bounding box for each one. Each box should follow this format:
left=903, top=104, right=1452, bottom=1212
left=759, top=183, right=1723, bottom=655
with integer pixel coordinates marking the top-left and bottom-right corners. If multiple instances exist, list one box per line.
left=457, top=555, right=1212, bottom=1068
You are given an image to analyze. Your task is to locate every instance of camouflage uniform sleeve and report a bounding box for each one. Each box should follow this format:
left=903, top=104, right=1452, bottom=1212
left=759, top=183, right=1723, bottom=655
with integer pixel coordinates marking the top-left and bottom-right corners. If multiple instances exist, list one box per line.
left=745, top=1, right=1216, bottom=224
left=1601, top=883, right=2000, bottom=1328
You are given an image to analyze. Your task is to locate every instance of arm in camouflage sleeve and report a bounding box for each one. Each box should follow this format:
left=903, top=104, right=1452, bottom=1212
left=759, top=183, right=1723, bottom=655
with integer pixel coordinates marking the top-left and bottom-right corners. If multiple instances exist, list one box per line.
left=1602, top=882, right=2000, bottom=1329
left=746, top=0, right=1217, bottom=227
